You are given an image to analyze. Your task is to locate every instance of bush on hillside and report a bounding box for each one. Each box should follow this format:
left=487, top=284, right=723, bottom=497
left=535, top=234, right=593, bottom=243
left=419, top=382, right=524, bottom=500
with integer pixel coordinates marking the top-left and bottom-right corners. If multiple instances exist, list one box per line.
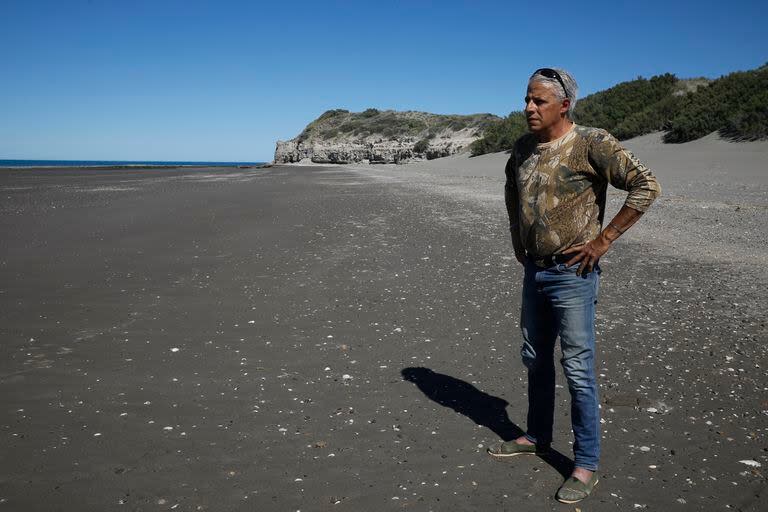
left=413, top=138, right=430, bottom=154
left=469, top=112, right=528, bottom=156
left=295, top=109, right=500, bottom=147
left=469, top=65, right=768, bottom=155
left=610, top=94, right=680, bottom=140
left=574, top=74, right=678, bottom=135
left=664, top=65, right=768, bottom=142
left=470, top=74, right=680, bottom=155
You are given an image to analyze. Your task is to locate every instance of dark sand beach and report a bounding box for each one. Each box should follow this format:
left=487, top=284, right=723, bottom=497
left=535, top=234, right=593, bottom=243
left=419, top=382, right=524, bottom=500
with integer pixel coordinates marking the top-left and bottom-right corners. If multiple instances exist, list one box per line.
left=1, top=162, right=766, bottom=510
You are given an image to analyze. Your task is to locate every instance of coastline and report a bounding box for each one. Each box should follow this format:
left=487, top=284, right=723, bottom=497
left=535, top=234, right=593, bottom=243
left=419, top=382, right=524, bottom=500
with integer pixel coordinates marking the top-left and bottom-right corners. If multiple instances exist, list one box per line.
left=0, top=165, right=270, bottom=172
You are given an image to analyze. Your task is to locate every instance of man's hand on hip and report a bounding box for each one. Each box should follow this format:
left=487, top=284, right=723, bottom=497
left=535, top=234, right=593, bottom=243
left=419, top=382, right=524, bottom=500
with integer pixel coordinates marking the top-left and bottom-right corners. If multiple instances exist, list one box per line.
left=562, top=234, right=612, bottom=276
left=563, top=205, right=644, bottom=275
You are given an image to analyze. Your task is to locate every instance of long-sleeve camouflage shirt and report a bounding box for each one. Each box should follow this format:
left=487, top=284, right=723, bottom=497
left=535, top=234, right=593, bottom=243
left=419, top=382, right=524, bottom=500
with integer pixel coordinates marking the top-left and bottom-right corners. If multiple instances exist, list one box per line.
left=504, top=124, right=661, bottom=258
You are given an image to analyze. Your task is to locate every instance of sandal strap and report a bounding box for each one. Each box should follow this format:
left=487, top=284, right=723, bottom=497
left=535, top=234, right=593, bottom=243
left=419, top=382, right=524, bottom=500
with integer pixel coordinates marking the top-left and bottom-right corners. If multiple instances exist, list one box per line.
left=561, top=477, right=590, bottom=494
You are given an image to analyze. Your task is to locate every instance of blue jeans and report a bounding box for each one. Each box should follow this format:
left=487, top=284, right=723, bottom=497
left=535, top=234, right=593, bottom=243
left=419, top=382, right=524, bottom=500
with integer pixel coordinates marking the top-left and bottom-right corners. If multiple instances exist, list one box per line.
left=520, top=259, right=601, bottom=471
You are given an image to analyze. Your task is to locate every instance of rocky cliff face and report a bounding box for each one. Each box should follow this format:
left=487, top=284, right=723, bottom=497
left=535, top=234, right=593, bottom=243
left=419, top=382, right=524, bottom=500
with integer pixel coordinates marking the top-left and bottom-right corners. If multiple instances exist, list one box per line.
left=274, top=109, right=499, bottom=164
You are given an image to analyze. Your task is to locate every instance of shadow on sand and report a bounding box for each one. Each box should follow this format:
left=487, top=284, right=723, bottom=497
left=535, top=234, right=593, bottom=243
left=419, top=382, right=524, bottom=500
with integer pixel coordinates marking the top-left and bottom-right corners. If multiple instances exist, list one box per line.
left=401, top=366, right=572, bottom=478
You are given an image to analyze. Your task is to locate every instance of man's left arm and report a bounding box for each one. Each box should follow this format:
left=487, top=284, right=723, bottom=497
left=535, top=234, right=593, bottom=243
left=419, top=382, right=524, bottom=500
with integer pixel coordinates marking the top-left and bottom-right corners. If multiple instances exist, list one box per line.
left=564, top=132, right=662, bottom=274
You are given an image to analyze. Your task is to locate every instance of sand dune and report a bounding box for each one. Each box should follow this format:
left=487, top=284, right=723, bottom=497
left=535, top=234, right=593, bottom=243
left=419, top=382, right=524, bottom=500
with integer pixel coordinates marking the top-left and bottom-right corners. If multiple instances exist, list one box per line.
left=343, top=131, right=768, bottom=270
left=346, top=131, right=768, bottom=185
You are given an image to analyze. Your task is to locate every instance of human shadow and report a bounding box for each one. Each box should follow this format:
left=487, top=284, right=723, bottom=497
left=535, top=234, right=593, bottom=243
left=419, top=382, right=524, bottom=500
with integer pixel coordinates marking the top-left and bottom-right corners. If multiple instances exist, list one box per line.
left=401, top=366, right=572, bottom=478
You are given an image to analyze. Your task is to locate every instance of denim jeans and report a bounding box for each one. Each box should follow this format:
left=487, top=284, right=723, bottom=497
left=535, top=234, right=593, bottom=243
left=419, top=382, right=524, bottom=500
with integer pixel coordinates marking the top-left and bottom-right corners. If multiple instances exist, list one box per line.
left=520, top=258, right=601, bottom=471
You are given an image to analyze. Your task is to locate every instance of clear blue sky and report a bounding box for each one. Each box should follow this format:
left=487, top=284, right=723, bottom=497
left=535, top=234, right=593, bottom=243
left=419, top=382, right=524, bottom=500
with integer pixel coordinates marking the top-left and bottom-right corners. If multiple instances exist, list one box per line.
left=1, top=0, right=765, bottom=162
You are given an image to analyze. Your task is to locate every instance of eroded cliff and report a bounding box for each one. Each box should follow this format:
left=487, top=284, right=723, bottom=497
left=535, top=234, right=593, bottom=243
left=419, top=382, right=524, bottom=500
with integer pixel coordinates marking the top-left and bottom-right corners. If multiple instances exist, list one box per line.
left=274, top=109, right=499, bottom=164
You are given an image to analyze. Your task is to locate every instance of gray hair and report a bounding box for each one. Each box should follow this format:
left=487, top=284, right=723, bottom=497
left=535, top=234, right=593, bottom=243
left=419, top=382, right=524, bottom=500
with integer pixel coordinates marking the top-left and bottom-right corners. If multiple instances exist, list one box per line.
left=529, top=68, right=579, bottom=119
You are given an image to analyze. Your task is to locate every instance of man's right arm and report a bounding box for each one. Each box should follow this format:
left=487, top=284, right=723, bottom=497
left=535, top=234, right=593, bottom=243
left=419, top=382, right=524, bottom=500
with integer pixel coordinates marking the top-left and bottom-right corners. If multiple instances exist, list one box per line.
left=504, top=154, right=526, bottom=264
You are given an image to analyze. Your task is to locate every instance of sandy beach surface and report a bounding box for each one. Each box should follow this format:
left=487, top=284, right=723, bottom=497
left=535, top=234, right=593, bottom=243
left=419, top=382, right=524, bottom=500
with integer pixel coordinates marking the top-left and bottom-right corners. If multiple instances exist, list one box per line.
left=1, top=135, right=766, bottom=511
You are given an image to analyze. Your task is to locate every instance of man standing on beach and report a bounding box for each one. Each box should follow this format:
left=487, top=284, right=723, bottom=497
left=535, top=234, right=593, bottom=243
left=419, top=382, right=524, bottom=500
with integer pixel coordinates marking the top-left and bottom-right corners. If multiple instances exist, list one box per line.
left=487, top=68, right=661, bottom=503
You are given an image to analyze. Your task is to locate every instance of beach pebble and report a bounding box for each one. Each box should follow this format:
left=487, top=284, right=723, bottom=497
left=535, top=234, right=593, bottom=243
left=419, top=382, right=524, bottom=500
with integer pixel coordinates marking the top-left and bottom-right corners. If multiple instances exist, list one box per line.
left=738, top=460, right=761, bottom=467
left=170, top=347, right=180, bottom=353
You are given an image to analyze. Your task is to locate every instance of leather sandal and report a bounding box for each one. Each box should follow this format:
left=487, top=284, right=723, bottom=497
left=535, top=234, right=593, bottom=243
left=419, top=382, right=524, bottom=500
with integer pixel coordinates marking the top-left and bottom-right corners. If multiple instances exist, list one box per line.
left=486, top=440, right=549, bottom=459
left=555, top=472, right=599, bottom=503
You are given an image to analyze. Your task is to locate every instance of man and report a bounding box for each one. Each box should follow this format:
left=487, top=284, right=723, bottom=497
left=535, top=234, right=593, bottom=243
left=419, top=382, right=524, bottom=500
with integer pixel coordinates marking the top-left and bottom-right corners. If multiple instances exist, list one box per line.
left=487, top=68, right=661, bottom=503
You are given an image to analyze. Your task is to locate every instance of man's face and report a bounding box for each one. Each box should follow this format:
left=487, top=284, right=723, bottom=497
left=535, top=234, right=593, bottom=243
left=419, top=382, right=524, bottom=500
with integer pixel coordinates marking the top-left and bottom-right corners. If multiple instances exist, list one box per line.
left=524, top=80, right=569, bottom=135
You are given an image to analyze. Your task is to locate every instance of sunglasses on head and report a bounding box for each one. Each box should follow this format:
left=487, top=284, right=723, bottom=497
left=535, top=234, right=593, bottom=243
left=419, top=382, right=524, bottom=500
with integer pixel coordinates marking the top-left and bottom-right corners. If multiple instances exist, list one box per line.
left=534, top=68, right=568, bottom=98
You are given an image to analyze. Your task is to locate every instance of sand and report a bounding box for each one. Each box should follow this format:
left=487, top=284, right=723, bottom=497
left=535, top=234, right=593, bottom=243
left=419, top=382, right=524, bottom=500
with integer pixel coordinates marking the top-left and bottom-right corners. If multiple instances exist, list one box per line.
left=0, top=133, right=766, bottom=511
left=344, top=132, right=768, bottom=270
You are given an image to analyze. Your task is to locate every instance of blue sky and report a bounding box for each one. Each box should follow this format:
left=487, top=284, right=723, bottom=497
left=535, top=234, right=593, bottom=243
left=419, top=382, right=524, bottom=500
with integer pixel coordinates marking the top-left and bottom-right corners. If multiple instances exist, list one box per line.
left=1, top=0, right=765, bottom=162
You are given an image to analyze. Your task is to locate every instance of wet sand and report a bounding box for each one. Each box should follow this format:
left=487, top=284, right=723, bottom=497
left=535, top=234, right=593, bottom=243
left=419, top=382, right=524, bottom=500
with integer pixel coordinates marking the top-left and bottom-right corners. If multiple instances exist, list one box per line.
left=1, top=160, right=766, bottom=510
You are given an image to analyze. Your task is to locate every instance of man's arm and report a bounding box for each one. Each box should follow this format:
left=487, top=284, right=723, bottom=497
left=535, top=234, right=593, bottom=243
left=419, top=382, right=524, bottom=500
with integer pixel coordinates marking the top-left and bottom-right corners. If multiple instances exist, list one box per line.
left=504, top=154, right=526, bottom=264
left=564, top=204, right=644, bottom=274
left=564, top=131, right=661, bottom=275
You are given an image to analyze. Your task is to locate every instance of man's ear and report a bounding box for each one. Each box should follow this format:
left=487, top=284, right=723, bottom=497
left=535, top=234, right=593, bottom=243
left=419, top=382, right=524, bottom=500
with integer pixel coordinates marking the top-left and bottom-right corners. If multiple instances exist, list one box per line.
left=561, top=98, right=571, bottom=117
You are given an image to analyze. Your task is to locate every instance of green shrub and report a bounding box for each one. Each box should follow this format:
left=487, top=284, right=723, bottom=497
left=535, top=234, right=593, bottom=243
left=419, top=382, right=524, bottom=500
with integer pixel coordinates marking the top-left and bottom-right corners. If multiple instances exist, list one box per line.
left=574, top=73, right=678, bottom=138
left=469, top=64, right=768, bottom=154
left=469, top=112, right=528, bottom=156
left=317, top=109, right=349, bottom=121
left=664, top=65, right=768, bottom=142
left=321, top=128, right=340, bottom=138
left=413, top=138, right=430, bottom=153
left=468, top=74, right=682, bottom=156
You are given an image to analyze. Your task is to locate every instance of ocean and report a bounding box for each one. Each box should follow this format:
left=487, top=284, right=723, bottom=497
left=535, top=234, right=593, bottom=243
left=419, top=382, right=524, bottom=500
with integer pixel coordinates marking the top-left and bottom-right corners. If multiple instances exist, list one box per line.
left=0, top=159, right=266, bottom=168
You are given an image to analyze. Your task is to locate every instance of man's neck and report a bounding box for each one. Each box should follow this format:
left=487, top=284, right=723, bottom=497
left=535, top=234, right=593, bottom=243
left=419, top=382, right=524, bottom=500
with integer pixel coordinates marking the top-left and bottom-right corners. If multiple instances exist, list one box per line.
left=536, top=119, right=574, bottom=143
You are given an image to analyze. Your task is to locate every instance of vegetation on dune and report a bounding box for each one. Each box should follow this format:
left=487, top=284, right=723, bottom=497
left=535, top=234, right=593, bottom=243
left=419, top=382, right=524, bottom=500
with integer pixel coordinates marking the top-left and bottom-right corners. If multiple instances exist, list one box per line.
left=470, top=74, right=682, bottom=156
left=296, top=109, right=500, bottom=144
left=469, top=64, right=768, bottom=156
left=413, top=138, right=430, bottom=154
left=295, top=64, right=768, bottom=155
left=664, top=65, right=768, bottom=142
left=574, top=73, right=679, bottom=139
left=469, top=112, right=528, bottom=156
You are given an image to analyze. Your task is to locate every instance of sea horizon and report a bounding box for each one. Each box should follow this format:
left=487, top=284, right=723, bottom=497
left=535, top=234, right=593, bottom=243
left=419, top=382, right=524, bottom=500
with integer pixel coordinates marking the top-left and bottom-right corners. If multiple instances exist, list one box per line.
left=0, top=159, right=267, bottom=169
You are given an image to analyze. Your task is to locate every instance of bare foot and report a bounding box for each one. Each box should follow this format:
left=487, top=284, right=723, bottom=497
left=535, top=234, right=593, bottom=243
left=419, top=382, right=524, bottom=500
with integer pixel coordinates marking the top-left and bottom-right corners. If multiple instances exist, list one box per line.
left=513, top=436, right=535, bottom=446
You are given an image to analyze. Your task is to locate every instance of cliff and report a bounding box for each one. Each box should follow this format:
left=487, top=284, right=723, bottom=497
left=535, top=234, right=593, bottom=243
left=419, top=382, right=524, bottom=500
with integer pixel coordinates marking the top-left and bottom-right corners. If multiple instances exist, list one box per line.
left=274, top=109, right=500, bottom=164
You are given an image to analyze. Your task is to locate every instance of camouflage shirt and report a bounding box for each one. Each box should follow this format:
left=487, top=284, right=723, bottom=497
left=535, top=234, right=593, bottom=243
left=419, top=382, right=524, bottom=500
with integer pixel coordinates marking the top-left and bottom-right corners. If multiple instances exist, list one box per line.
left=505, top=124, right=661, bottom=258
